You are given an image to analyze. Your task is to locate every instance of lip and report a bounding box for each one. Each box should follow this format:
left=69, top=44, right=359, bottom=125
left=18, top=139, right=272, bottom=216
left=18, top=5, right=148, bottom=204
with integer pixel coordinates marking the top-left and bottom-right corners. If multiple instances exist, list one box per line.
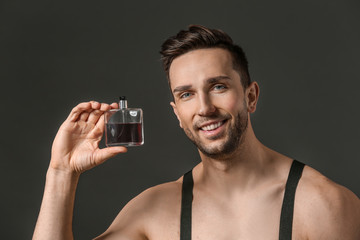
left=198, top=119, right=226, bottom=129
left=198, top=119, right=228, bottom=137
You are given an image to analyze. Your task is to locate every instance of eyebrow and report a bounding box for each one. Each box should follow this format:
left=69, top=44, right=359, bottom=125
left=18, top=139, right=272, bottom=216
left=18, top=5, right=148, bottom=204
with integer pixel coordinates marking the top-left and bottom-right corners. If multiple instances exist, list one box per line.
left=173, top=84, right=192, bottom=94
left=172, top=76, right=231, bottom=94
left=206, top=75, right=231, bottom=84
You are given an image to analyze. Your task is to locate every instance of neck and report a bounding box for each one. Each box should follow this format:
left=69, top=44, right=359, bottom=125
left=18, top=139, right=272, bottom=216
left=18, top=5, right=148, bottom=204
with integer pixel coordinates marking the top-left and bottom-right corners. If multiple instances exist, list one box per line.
left=195, top=122, right=280, bottom=193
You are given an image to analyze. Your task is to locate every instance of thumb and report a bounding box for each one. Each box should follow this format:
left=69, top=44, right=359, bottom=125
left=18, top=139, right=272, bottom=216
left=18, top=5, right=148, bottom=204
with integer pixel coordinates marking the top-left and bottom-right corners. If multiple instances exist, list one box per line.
left=93, top=146, right=128, bottom=166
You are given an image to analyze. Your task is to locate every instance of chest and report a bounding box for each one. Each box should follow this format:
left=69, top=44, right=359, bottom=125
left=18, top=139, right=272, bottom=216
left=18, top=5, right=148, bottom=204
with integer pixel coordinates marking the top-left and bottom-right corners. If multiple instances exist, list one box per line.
left=147, top=161, right=307, bottom=240
left=190, top=188, right=284, bottom=240
left=148, top=188, right=303, bottom=240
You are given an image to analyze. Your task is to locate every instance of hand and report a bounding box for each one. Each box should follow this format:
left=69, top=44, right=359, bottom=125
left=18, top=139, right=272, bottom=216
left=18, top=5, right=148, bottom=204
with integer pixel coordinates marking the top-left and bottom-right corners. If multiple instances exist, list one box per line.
left=50, top=101, right=127, bottom=174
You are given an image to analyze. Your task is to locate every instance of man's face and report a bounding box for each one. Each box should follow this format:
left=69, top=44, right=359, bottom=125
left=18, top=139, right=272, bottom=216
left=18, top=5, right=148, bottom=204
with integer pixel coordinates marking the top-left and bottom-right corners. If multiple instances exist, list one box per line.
left=169, top=48, right=250, bottom=159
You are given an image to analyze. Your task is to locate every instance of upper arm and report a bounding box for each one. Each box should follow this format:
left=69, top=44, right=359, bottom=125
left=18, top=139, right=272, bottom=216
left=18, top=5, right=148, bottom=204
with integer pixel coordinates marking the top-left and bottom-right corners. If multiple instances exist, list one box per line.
left=297, top=168, right=360, bottom=239
left=93, top=180, right=182, bottom=240
left=93, top=191, right=150, bottom=240
left=311, top=186, right=360, bottom=239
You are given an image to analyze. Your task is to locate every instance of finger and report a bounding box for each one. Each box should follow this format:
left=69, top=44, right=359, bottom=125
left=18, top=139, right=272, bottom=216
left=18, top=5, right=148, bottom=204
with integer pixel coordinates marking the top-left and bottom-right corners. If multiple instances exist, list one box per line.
left=68, top=101, right=102, bottom=122
left=100, top=103, right=112, bottom=111
left=110, top=102, right=119, bottom=109
left=95, top=110, right=106, bottom=130
left=67, top=102, right=92, bottom=122
left=90, top=101, right=101, bottom=110
left=93, top=146, right=128, bottom=166
left=88, top=103, right=111, bottom=124
left=79, top=111, right=90, bottom=121
left=87, top=109, right=104, bottom=124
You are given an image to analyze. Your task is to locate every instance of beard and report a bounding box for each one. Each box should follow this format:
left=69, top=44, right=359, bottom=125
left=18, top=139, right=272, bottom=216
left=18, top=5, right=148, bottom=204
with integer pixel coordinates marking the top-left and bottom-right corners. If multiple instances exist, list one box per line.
left=183, top=108, right=248, bottom=160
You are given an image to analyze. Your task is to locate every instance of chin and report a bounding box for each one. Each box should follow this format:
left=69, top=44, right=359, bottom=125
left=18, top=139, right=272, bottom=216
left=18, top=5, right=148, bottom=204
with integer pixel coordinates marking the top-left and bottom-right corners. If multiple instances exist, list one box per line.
left=198, top=139, right=237, bottom=159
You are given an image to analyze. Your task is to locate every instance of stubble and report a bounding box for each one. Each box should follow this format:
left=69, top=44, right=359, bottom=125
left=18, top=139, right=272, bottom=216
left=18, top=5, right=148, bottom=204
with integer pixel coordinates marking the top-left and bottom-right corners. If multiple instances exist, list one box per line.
left=184, top=109, right=248, bottom=160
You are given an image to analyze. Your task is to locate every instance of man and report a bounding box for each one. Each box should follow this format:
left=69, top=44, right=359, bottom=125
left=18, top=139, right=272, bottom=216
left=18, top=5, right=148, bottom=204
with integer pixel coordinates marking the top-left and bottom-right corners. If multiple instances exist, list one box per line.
left=33, top=25, right=360, bottom=240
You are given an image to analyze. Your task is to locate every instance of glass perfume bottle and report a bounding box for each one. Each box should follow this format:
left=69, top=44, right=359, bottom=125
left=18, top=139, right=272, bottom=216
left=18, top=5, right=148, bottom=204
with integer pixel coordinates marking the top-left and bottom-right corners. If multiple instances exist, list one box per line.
left=104, top=96, right=144, bottom=147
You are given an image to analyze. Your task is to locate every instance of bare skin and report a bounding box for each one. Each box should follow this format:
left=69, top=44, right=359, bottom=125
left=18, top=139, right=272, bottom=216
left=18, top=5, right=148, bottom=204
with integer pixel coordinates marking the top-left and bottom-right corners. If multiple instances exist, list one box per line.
left=33, top=49, right=360, bottom=240
left=33, top=101, right=127, bottom=240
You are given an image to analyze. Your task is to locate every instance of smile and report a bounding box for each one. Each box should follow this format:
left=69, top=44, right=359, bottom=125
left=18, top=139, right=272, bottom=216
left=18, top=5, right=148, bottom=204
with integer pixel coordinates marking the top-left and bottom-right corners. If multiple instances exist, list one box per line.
left=200, top=120, right=226, bottom=131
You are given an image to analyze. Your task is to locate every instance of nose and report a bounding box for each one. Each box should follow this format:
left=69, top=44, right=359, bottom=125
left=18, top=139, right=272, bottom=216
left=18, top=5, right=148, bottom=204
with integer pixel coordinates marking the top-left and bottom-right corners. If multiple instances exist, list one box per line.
left=197, top=93, right=216, bottom=116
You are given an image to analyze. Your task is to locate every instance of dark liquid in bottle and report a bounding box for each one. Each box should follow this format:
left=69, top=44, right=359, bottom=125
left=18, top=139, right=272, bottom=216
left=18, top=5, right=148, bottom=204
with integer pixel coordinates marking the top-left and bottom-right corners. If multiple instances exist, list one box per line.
left=106, top=123, right=143, bottom=146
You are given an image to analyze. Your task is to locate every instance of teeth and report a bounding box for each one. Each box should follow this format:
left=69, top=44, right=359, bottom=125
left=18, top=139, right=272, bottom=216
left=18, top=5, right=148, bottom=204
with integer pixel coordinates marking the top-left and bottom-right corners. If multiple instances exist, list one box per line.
left=201, top=121, right=223, bottom=131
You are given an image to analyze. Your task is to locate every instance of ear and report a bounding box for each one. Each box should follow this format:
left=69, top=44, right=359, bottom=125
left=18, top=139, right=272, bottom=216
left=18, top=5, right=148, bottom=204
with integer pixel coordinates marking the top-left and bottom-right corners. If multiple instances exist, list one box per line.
left=170, top=101, right=183, bottom=128
left=246, top=82, right=260, bottom=113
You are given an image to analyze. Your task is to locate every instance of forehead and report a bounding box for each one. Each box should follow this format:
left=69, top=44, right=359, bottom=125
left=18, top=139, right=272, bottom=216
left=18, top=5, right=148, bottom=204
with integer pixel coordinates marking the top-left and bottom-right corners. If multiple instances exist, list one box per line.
left=169, top=48, right=236, bottom=89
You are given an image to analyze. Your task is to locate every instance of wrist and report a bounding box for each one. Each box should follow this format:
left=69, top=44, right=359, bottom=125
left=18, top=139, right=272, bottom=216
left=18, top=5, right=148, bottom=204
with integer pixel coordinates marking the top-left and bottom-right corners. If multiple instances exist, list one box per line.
left=45, top=167, right=80, bottom=195
left=47, top=163, right=80, bottom=177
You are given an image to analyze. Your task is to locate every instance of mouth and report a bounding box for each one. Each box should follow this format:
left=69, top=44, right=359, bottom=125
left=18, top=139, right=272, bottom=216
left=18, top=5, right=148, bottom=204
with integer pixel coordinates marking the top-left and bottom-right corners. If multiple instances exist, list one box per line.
left=199, top=120, right=227, bottom=132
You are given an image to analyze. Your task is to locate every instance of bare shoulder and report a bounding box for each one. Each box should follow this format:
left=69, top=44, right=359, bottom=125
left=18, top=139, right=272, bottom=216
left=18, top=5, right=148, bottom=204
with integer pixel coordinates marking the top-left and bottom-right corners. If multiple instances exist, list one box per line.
left=94, top=177, right=183, bottom=240
left=294, top=165, right=360, bottom=239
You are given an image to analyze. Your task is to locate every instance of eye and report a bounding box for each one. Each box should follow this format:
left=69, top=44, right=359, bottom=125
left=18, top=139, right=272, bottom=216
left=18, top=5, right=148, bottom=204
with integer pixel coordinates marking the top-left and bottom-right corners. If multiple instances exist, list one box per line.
left=213, top=84, right=226, bottom=91
left=180, top=92, right=192, bottom=99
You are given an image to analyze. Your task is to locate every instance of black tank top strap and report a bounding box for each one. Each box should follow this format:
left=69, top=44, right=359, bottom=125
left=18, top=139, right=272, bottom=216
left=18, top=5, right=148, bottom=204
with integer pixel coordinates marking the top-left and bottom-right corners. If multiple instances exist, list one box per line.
left=279, top=159, right=305, bottom=240
left=180, top=169, right=193, bottom=240
left=179, top=160, right=305, bottom=240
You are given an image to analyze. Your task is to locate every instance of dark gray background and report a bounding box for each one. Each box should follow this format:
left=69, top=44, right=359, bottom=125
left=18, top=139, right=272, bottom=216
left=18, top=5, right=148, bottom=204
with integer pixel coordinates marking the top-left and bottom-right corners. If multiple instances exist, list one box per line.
left=1, top=0, right=359, bottom=239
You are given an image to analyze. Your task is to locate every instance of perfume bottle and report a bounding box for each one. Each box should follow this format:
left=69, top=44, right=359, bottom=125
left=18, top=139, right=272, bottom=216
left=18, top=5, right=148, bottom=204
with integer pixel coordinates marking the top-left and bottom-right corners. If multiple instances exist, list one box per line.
left=104, top=96, right=144, bottom=147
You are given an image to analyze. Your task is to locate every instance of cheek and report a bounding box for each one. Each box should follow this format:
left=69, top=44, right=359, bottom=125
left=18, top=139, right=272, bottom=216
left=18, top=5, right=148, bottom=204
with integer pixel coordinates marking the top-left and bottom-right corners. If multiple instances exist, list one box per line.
left=216, top=93, right=243, bottom=113
left=227, top=99, right=240, bottom=112
left=176, top=105, right=195, bottom=126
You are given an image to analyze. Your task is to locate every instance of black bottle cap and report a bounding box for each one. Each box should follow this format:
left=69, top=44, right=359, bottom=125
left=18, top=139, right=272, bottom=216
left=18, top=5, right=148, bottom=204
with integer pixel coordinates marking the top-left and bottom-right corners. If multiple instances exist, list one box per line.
left=119, top=96, right=126, bottom=100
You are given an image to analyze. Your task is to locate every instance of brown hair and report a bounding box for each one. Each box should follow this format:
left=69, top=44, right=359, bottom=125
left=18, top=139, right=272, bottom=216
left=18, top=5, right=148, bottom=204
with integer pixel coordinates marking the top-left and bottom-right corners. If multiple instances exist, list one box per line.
left=160, top=25, right=251, bottom=89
